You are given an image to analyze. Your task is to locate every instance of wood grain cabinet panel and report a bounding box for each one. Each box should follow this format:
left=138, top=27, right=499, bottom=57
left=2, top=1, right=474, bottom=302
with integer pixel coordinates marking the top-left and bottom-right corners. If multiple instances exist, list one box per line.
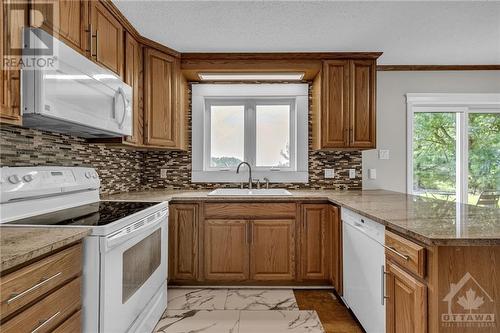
left=30, top=0, right=87, bottom=55
left=250, top=220, right=296, bottom=281
left=144, top=48, right=179, bottom=147
left=329, top=205, right=342, bottom=293
left=386, top=260, right=427, bottom=333
left=204, top=220, right=249, bottom=281
left=300, top=204, right=330, bottom=280
left=52, top=310, right=81, bottom=333
left=124, top=32, right=142, bottom=145
left=321, top=60, right=350, bottom=148
left=169, top=204, right=199, bottom=280
left=349, top=59, right=376, bottom=148
left=89, top=0, right=123, bottom=76
left=0, top=1, right=25, bottom=125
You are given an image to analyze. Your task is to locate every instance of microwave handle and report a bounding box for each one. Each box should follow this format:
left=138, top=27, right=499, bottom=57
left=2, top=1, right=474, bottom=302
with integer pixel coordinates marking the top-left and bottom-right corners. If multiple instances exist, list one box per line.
left=114, top=87, right=128, bottom=129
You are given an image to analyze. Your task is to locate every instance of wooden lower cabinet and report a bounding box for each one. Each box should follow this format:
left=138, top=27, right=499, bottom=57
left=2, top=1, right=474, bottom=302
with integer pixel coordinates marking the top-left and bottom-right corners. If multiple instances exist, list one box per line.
left=300, top=204, right=330, bottom=281
left=204, top=219, right=249, bottom=281
left=250, top=220, right=295, bottom=281
left=329, top=205, right=342, bottom=293
left=169, top=203, right=199, bottom=281
left=385, top=260, right=427, bottom=333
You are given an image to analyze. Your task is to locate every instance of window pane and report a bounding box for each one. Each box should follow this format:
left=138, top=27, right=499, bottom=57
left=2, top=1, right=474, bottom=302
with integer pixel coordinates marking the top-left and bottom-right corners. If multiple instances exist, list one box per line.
left=468, top=113, right=500, bottom=206
left=256, top=105, right=290, bottom=167
left=210, top=105, right=244, bottom=168
left=413, top=113, right=457, bottom=202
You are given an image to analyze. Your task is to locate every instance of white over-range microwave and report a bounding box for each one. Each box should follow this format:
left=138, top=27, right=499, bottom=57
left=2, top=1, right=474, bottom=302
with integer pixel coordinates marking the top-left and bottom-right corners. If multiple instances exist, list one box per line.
left=21, top=28, right=132, bottom=138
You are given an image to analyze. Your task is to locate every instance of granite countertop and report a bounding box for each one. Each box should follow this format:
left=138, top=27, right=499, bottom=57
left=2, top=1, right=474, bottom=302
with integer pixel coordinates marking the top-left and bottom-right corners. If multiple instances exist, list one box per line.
left=103, top=189, right=500, bottom=246
left=0, top=227, right=91, bottom=273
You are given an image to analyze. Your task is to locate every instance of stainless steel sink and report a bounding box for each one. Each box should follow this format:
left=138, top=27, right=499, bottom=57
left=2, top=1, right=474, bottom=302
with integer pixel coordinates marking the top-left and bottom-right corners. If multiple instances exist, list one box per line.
left=208, top=188, right=292, bottom=196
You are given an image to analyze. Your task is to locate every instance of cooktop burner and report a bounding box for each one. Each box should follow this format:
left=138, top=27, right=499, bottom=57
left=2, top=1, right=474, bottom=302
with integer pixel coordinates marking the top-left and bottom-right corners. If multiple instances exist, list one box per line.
left=4, top=201, right=160, bottom=227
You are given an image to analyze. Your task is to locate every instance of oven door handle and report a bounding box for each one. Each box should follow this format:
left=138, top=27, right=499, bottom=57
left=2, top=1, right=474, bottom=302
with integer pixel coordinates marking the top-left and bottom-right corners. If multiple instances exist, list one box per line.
left=103, top=208, right=168, bottom=252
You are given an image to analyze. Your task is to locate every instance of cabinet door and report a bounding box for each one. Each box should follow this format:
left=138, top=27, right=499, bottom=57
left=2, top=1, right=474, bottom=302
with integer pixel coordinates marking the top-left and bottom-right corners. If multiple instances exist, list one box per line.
left=204, top=220, right=249, bottom=281
left=321, top=60, right=349, bottom=148
left=300, top=204, right=330, bottom=280
left=144, top=48, right=179, bottom=147
left=386, top=260, right=427, bottom=333
left=349, top=59, right=376, bottom=148
left=329, top=205, right=342, bottom=293
left=31, top=0, right=87, bottom=54
left=89, top=0, right=123, bottom=76
left=1, top=1, right=25, bottom=125
left=124, top=32, right=141, bottom=145
left=169, top=204, right=199, bottom=281
left=250, top=220, right=296, bottom=281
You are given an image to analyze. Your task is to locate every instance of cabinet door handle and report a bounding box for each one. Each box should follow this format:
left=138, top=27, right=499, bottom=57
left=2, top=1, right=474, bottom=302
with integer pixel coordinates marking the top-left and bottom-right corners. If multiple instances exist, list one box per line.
left=85, top=24, right=93, bottom=55
left=31, top=311, right=60, bottom=333
left=381, top=265, right=389, bottom=305
left=7, top=272, right=62, bottom=304
left=93, top=30, right=99, bottom=58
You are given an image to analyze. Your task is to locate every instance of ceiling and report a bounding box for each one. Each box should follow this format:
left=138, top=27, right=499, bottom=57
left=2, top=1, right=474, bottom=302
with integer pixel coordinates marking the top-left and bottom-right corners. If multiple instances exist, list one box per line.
left=113, top=0, right=500, bottom=65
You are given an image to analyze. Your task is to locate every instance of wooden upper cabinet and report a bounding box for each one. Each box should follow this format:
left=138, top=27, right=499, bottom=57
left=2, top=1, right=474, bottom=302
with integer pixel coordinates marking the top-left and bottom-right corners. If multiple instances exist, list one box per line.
left=169, top=204, right=199, bottom=281
left=313, top=59, right=376, bottom=150
left=30, top=0, right=88, bottom=55
left=320, top=60, right=350, bottom=148
left=349, top=60, right=376, bottom=148
left=89, top=0, right=123, bottom=76
left=250, top=220, right=295, bottom=281
left=300, top=204, right=330, bottom=280
left=124, top=32, right=142, bottom=145
left=386, top=260, right=427, bottom=333
left=1, top=0, right=25, bottom=125
left=144, top=48, right=180, bottom=148
left=204, top=220, right=249, bottom=281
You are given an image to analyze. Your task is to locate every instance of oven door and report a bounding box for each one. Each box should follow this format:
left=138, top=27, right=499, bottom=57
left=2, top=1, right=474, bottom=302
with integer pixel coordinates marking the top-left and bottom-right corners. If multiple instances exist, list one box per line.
left=99, top=208, right=168, bottom=333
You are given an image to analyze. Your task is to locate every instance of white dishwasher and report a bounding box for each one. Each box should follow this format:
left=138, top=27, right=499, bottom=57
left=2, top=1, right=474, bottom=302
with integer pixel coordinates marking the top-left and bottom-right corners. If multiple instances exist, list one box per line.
left=342, top=208, right=386, bottom=333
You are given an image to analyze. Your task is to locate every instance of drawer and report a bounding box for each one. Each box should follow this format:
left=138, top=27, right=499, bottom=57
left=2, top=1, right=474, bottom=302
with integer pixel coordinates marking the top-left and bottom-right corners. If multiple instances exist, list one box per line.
left=53, top=310, right=81, bottom=333
left=385, top=231, right=426, bottom=278
left=204, top=203, right=296, bottom=219
left=0, top=243, right=82, bottom=320
left=0, top=277, right=81, bottom=333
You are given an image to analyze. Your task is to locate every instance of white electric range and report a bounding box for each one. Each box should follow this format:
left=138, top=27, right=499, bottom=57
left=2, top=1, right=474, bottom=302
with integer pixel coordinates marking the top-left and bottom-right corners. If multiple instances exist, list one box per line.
left=0, top=166, right=168, bottom=333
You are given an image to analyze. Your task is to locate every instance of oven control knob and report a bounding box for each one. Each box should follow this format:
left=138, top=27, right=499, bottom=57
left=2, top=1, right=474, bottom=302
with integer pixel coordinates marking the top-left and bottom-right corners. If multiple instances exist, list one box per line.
left=8, top=175, right=21, bottom=184
left=85, top=171, right=92, bottom=179
left=23, top=174, right=34, bottom=182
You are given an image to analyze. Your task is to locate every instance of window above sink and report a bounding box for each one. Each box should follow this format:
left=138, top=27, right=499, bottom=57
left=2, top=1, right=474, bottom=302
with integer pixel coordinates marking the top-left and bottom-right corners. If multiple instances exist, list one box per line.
left=192, top=84, right=309, bottom=183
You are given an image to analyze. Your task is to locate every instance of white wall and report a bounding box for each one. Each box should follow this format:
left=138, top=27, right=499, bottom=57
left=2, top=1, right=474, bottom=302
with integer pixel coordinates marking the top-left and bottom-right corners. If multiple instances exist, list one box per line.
left=362, top=71, right=500, bottom=192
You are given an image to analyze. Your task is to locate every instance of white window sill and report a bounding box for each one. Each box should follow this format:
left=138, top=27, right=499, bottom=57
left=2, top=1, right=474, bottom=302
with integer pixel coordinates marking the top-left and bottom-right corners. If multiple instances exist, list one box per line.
left=191, top=171, right=308, bottom=183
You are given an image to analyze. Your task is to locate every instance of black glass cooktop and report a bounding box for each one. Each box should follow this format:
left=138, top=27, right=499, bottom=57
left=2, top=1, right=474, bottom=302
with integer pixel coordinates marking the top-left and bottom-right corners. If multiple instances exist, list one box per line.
left=5, top=201, right=160, bottom=227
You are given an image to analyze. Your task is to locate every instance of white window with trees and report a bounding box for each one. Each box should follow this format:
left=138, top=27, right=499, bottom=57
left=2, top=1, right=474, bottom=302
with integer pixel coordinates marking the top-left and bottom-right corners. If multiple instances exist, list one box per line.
left=407, top=94, right=500, bottom=206
left=192, top=84, right=309, bottom=183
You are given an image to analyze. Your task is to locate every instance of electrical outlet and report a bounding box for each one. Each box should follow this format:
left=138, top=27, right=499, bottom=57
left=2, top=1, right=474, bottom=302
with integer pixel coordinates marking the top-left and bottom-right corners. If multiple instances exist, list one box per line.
left=348, top=169, right=356, bottom=179
left=368, top=168, right=377, bottom=179
left=324, top=169, right=335, bottom=179
left=379, top=149, right=390, bottom=160
left=160, top=169, right=168, bottom=179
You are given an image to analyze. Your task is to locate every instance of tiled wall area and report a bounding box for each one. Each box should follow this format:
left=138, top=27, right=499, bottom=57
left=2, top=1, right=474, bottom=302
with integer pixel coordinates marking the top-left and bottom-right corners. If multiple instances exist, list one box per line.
left=0, top=126, right=144, bottom=194
left=0, top=84, right=362, bottom=193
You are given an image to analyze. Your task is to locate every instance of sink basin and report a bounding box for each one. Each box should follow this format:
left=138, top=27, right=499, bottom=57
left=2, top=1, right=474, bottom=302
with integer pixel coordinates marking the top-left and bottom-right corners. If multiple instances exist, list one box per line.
left=208, top=188, right=292, bottom=196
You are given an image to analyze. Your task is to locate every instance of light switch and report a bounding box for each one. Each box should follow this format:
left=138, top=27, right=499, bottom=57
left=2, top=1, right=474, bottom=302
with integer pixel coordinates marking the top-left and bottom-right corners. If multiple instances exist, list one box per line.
left=324, top=169, right=335, bottom=179
left=348, top=169, right=356, bottom=179
left=379, top=149, right=390, bottom=160
left=368, top=168, right=377, bottom=179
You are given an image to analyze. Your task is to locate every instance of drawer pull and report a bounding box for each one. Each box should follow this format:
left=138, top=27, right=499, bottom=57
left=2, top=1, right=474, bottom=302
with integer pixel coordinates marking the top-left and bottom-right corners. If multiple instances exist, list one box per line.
left=6, top=272, right=62, bottom=304
left=384, top=245, right=410, bottom=261
left=31, top=311, right=60, bottom=333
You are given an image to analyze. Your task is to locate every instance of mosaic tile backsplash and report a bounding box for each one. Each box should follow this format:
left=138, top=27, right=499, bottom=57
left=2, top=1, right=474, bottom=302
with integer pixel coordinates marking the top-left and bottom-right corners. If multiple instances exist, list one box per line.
left=0, top=125, right=144, bottom=194
left=0, top=85, right=362, bottom=193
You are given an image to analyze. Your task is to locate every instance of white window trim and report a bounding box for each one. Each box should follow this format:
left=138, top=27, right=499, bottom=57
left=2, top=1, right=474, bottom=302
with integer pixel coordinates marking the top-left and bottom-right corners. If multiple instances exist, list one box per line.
left=192, top=84, right=309, bottom=183
left=406, top=93, right=500, bottom=203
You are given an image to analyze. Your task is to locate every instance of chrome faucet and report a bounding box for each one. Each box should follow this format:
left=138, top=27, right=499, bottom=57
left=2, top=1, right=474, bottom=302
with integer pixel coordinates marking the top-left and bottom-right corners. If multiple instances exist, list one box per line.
left=236, top=162, right=253, bottom=189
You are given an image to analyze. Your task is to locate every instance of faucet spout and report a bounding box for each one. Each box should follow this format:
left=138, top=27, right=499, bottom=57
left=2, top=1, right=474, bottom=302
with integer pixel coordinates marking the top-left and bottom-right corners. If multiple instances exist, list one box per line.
left=236, top=162, right=252, bottom=189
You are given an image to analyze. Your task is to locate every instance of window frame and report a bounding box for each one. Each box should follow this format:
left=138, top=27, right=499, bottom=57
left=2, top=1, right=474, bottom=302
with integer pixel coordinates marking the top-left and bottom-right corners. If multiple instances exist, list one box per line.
left=406, top=93, right=500, bottom=203
left=192, top=84, right=309, bottom=183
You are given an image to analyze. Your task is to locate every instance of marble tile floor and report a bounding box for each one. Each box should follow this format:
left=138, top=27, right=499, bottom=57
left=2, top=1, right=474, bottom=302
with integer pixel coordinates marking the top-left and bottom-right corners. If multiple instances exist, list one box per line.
left=153, top=288, right=325, bottom=333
